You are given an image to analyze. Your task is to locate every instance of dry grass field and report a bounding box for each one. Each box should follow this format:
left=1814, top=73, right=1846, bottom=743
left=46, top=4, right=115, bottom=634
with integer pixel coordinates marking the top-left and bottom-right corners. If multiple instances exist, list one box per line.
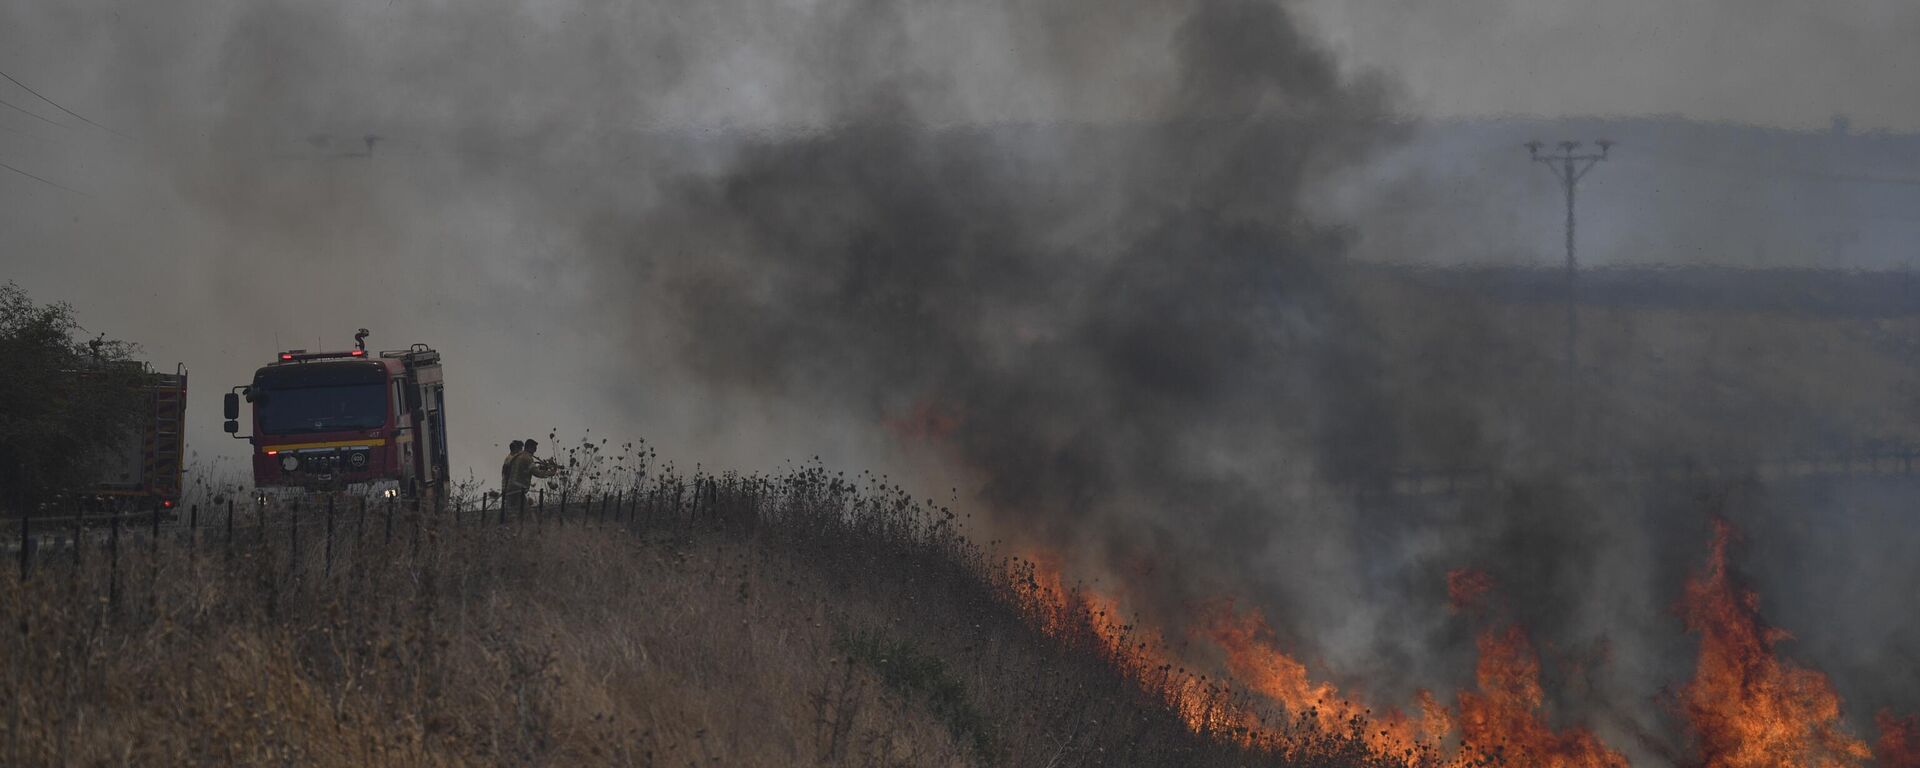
left=1, top=468, right=1430, bottom=768
left=1352, top=270, right=1920, bottom=471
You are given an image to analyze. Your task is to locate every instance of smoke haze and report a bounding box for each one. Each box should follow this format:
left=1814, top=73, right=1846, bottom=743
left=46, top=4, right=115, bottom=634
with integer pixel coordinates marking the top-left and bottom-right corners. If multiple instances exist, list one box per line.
left=5, top=1, right=1920, bottom=764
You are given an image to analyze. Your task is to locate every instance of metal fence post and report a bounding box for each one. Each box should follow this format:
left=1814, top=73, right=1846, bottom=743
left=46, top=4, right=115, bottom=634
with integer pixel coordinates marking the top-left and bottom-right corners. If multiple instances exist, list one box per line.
left=536, top=489, right=545, bottom=527
left=108, top=508, right=122, bottom=610
left=253, top=501, right=266, bottom=592
left=72, top=501, right=84, bottom=569
left=17, top=503, right=28, bottom=582
left=147, top=513, right=162, bottom=616
left=409, top=496, right=422, bottom=560
left=559, top=489, right=569, bottom=527
left=289, top=498, right=301, bottom=579
left=324, top=495, right=336, bottom=577
left=261, top=497, right=277, bottom=619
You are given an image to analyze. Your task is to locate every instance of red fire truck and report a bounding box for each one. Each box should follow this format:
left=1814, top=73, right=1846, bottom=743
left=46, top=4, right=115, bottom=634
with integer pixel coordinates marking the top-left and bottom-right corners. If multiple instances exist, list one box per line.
left=224, top=330, right=449, bottom=501
left=87, top=363, right=188, bottom=510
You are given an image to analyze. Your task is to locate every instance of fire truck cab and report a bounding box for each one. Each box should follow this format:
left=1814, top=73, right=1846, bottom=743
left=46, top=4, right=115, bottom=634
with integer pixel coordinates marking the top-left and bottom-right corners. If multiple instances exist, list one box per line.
left=224, top=330, right=448, bottom=502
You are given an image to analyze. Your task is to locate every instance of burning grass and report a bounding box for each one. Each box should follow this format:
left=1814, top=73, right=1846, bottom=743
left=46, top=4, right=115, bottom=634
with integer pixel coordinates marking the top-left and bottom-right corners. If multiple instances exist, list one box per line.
left=5, top=455, right=1916, bottom=767
left=1009, top=512, right=1917, bottom=768
left=1678, top=519, right=1875, bottom=768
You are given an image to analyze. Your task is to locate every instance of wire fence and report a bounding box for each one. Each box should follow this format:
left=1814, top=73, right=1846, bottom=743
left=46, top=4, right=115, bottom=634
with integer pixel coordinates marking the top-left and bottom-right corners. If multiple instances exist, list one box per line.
left=15, top=438, right=1920, bottom=587
left=3, top=470, right=779, bottom=619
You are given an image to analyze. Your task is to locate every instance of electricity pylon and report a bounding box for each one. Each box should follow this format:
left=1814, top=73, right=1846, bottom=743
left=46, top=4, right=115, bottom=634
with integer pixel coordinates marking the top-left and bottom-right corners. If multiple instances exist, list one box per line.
left=1527, top=138, right=1613, bottom=458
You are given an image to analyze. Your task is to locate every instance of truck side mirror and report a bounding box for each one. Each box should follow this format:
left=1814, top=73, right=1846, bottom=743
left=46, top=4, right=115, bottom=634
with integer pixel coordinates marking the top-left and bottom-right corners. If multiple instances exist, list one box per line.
left=223, top=419, right=239, bottom=434
left=223, top=392, right=240, bottom=419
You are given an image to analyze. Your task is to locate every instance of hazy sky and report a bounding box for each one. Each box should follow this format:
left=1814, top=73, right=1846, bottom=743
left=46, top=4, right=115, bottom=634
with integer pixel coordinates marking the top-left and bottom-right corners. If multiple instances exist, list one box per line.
left=1, top=0, right=1918, bottom=138
left=1290, top=0, right=1920, bottom=131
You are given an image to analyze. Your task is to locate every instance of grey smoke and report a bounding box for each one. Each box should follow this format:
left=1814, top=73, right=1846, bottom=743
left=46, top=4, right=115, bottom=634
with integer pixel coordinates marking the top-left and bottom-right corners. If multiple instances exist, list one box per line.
left=4, top=0, right=1919, bottom=763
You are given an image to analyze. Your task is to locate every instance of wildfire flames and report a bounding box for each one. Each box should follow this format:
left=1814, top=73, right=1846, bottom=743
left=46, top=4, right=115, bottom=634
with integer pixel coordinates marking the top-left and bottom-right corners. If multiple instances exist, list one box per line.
left=1016, top=517, right=1914, bottom=766
left=1455, top=624, right=1627, bottom=767
left=1679, top=519, right=1872, bottom=767
left=1201, top=603, right=1452, bottom=756
left=1877, top=712, right=1920, bottom=768
left=1448, top=569, right=1629, bottom=768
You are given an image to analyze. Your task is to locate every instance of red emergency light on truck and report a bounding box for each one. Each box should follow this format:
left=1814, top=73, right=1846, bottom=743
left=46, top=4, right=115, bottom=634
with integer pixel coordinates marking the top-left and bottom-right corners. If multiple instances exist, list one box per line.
left=224, top=330, right=449, bottom=501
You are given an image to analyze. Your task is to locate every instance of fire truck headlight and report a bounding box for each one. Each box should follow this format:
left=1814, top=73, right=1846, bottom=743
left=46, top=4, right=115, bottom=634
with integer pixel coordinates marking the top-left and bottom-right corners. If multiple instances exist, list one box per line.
left=280, top=454, right=300, bottom=472
left=347, top=450, right=369, bottom=469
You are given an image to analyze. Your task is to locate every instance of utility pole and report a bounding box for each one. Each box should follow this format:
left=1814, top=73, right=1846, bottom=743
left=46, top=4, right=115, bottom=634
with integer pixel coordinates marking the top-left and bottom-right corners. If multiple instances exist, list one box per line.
left=1526, top=138, right=1612, bottom=459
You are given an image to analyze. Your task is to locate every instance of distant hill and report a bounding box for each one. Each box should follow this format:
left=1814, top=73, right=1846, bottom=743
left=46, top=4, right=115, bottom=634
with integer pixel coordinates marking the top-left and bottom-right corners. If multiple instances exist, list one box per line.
left=1363, top=263, right=1920, bottom=318
left=1327, top=116, right=1920, bottom=273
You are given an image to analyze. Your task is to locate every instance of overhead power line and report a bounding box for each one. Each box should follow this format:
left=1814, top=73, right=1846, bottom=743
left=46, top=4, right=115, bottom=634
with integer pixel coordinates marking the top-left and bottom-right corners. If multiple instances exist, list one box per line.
left=0, top=155, right=87, bottom=196
left=0, top=67, right=131, bottom=140
left=0, top=94, right=67, bottom=131
left=0, top=117, right=53, bottom=143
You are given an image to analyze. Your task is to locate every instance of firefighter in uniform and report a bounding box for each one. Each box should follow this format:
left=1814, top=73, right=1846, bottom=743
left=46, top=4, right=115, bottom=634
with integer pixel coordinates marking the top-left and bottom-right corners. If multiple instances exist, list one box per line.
left=504, top=437, right=560, bottom=518
left=500, top=439, right=524, bottom=501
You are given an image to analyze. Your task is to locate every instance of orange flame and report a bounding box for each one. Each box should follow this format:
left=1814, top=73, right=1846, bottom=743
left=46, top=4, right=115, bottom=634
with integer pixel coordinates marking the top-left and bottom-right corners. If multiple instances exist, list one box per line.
left=884, top=400, right=963, bottom=443
left=1678, top=519, right=1872, bottom=768
left=1021, top=522, right=1904, bottom=768
left=1447, top=568, right=1495, bottom=613
left=1019, top=552, right=1615, bottom=766
left=1199, top=603, right=1450, bottom=756
left=1877, top=710, right=1920, bottom=768
left=1015, top=552, right=1260, bottom=737
left=1449, top=569, right=1628, bottom=768
left=1457, top=624, right=1629, bottom=768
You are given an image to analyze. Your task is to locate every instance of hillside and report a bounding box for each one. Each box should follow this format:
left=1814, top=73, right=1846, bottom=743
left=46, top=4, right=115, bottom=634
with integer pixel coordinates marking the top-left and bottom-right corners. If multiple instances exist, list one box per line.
left=1, top=464, right=1417, bottom=768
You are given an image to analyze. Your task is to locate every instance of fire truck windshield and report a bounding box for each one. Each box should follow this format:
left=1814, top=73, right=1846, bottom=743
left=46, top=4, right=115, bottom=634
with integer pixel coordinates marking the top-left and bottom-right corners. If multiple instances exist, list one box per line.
left=255, top=384, right=387, bottom=434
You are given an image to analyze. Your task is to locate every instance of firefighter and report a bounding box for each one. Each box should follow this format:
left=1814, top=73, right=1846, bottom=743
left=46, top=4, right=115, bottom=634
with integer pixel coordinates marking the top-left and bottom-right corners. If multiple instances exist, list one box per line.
left=504, top=437, right=560, bottom=517
left=500, top=439, right=524, bottom=501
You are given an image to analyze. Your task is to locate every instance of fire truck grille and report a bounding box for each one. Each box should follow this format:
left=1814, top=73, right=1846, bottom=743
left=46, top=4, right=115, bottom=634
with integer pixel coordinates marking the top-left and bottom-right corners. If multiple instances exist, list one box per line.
left=297, top=453, right=340, bottom=474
